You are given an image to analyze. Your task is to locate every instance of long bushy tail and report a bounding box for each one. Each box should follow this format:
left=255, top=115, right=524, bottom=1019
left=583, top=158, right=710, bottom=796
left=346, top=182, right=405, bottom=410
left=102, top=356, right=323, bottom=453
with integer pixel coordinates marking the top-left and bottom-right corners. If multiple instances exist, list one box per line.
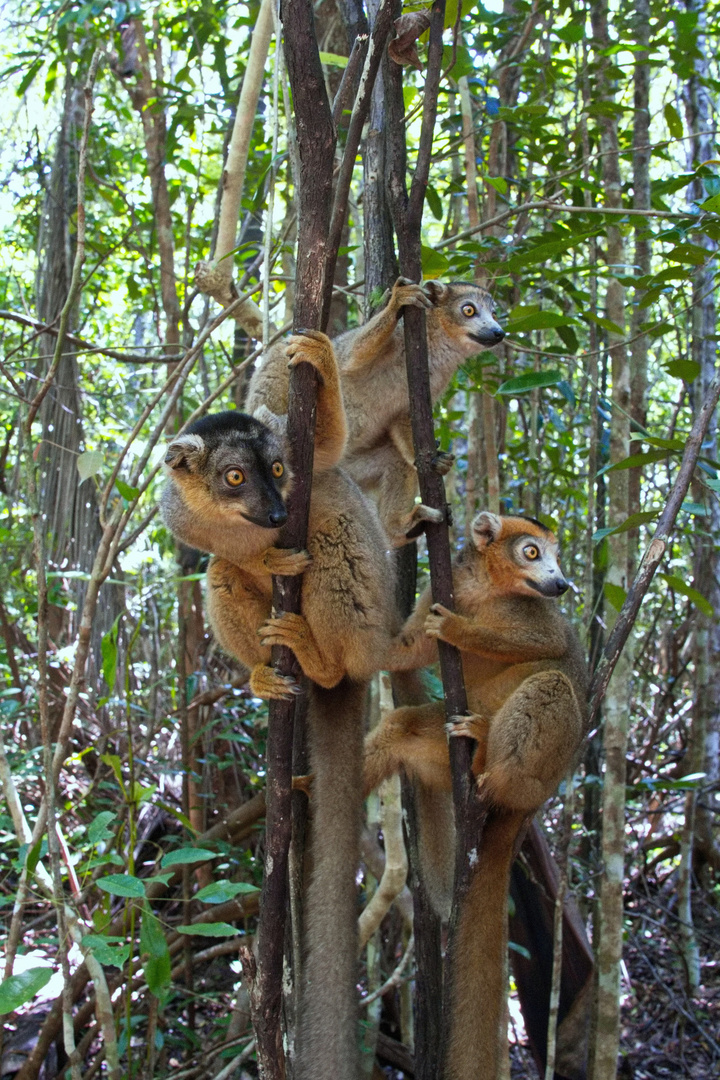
left=295, top=679, right=366, bottom=1080
left=446, top=809, right=527, bottom=1080
left=390, top=671, right=456, bottom=919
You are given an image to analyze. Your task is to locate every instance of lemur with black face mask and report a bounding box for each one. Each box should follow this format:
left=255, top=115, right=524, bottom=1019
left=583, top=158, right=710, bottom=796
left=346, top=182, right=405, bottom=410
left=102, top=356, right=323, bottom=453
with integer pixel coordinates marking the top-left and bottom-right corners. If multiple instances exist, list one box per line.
left=161, top=331, right=397, bottom=1080
left=363, top=512, right=588, bottom=1080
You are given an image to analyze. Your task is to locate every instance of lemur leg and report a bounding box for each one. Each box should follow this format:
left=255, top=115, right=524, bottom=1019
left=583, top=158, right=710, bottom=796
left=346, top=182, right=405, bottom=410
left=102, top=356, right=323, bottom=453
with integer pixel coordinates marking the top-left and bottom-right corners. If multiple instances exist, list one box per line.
left=446, top=713, right=492, bottom=776
left=376, top=449, right=443, bottom=547
left=363, top=702, right=451, bottom=797
left=480, top=671, right=583, bottom=811
left=206, top=558, right=272, bottom=667
left=258, top=611, right=346, bottom=689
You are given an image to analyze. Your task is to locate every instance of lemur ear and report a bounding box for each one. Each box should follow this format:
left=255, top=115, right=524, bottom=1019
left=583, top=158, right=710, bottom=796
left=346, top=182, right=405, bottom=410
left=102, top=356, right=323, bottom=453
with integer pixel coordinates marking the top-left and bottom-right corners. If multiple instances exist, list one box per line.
left=471, top=511, right=503, bottom=549
left=164, top=433, right=206, bottom=470
left=422, top=280, right=448, bottom=305
left=253, top=405, right=287, bottom=439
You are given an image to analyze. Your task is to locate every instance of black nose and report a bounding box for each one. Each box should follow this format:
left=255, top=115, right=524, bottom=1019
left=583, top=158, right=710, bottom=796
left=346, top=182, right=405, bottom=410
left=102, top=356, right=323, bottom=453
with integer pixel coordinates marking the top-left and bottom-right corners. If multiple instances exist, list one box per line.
left=556, top=578, right=569, bottom=594
left=268, top=509, right=287, bottom=527
left=492, top=327, right=505, bottom=342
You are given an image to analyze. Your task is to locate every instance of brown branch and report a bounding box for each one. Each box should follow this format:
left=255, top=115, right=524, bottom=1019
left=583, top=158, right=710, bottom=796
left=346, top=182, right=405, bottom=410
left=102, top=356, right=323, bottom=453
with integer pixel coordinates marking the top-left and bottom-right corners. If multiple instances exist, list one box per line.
left=587, top=368, right=720, bottom=727
left=321, top=0, right=395, bottom=328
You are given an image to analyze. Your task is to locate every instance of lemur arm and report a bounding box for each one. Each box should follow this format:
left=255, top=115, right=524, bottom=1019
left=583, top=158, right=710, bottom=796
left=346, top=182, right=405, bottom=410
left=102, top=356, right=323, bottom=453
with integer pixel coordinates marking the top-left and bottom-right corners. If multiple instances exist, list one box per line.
left=342, top=280, right=432, bottom=373
left=286, top=331, right=348, bottom=472
left=425, top=604, right=567, bottom=664
left=386, top=588, right=438, bottom=671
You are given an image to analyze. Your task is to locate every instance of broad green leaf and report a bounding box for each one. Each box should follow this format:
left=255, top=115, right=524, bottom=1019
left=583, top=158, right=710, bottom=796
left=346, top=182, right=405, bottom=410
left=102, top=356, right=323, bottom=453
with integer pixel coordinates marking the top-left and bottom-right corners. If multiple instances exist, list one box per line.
left=665, top=358, right=701, bottom=382
left=484, top=176, right=507, bottom=196
left=196, top=880, right=260, bottom=904
left=496, top=370, right=562, bottom=395
left=88, top=811, right=116, bottom=846
left=661, top=574, right=713, bottom=616
left=116, top=479, right=140, bottom=501
left=140, top=905, right=168, bottom=959
left=506, top=312, right=576, bottom=332
left=663, top=104, right=683, bottom=139
left=77, top=450, right=104, bottom=483
left=593, top=510, right=658, bottom=542
left=81, top=935, right=131, bottom=969
left=426, top=184, right=443, bottom=221
left=700, top=192, right=720, bottom=212
left=130, top=781, right=157, bottom=805
left=0, top=968, right=53, bottom=1015
left=26, top=837, right=43, bottom=874
left=161, top=847, right=215, bottom=868
left=101, top=753, right=125, bottom=791
left=175, top=922, right=240, bottom=937
left=604, top=583, right=627, bottom=612
left=606, top=448, right=671, bottom=472
left=556, top=24, right=584, bottom=44
left=421, top=245, right=449, bottom=279
left=144, top=952, right=172, bottom=1001
left=318, top=51, right=348, bottom=68
left=97, top=874, right=146, bottom=898
left=101, top=613, right=123, bottom=693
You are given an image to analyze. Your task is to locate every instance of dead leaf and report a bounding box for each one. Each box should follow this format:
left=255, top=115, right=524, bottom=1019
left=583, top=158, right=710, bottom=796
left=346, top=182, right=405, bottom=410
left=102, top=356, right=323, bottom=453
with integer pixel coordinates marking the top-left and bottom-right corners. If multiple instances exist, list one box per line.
left=388, top=9, right=432, bottom=70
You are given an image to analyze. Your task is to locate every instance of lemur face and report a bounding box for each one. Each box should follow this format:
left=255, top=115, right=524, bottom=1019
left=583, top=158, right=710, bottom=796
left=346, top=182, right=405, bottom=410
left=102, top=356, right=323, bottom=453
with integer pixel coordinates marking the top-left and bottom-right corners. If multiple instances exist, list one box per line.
left=471, top=511, right=569, bottom=598
left=163, top=411, right=291, bottom=530
left=425, top=281, right=505, bottom=351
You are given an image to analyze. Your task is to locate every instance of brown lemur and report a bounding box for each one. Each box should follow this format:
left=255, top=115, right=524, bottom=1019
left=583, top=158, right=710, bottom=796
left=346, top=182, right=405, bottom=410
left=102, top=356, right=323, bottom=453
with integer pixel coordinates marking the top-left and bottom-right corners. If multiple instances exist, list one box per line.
left=161, top=332, right=398, bottom=1080
left=363, top=512, right=588, bottom=1080
left=245, top=278, right=505, bottom=546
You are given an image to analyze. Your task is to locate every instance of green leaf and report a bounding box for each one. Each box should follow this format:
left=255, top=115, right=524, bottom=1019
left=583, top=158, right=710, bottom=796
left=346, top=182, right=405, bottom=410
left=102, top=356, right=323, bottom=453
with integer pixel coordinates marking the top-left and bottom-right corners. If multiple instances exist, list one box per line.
left=16, top=58, right=43, bottom=98
left=700, top=192, right=720, bottom=212
left=161, top=847, right=215, bottom=869
left=665, top=358, right=701, bottom=382
left=97, top=874, right=146, bottom=898
left=88, top=811, right=116, bottom=846
left=26, top=837, right=43, bottom=875
left=101, top=753, right=125, bottom=791
left=556, top=24, right=584, bottom=44
left=195, top=880, right=260, bottom=904
left=661, top=574, right=714, bottom=616
left=604, top=582, right=627, bottom=612
left=140, top=905, right=168, bottom=959
left=318, top=51, right=348, bottom=68
left=81, top=935, right=131, bottom=969
left=484, top=176, right=507, bottom=196
left=606, top=448, right=671, bottom=471
left=508, top=941, right=532, bottom=960
left=664, top=104, right=684, bottom=140
left=420, top=245, right=449, bottom=279
left=507, top=312, right=576, bottom=332
left=101, top=613, right=123, bottom=692
left=77, top=450, right=104, bottom=483
left=116, top=480, right=140, bottom=501
left=593, top=510, right=658, bottom=541
left=426, top=184, right=443, bottom=221
left=496, top=370, right=563, bottom=395
left=144, top=951, right=172, bottom=1001
left=175, top=922, right=241, bottom=937
left=0, top=968, right=53, bottom=1014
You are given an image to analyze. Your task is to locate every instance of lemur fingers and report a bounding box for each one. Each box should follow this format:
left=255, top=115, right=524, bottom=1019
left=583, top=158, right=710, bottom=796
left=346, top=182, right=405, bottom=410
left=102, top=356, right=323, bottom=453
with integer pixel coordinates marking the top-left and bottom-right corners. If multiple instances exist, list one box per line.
left=249, top=663, right=302, bottom=700
left=258, top=611, right=309, bottom=649
left=285, top=331, right=334, bottom=382
left=432, top=449, right=455, bottom=476
left=262, top=546, right=312, bottom=576
left=446, top=713, right=490, bottom=742
left=425, top=603, right=455, bottom=639
left=391, top=278, right=433, bottom=311
left=292, top=773, right=314, bottom=797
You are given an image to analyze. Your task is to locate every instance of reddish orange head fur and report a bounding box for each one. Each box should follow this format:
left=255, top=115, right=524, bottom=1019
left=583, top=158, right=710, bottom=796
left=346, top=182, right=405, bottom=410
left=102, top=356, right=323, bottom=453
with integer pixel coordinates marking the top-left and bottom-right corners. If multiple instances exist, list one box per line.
left=470, top=512, right=568, bottom=598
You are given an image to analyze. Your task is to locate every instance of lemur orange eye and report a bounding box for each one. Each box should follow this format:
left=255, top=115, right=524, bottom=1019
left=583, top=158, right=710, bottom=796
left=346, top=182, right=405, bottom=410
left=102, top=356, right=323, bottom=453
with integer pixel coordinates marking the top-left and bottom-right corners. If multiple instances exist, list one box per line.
left=225, top=468, right=245, bottom=487
left=523, top=544, right=539, bottom=560
left=461, top=303, right=476, bottom=317
left=272, top=461, right=284, bottom=478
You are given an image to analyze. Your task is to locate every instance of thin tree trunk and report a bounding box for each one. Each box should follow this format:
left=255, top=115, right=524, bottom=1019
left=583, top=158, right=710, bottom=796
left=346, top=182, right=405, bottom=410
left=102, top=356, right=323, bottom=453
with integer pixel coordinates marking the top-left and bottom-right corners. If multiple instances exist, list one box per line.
left=588, top=2, right=633, bottom=1076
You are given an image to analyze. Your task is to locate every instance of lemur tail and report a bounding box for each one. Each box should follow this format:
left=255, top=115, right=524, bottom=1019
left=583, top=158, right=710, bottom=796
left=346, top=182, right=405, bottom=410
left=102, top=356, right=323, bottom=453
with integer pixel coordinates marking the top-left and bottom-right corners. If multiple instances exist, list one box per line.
left=445, top=809, right=527, bottom=1080
left=294, top=678, right=366, bottom=1080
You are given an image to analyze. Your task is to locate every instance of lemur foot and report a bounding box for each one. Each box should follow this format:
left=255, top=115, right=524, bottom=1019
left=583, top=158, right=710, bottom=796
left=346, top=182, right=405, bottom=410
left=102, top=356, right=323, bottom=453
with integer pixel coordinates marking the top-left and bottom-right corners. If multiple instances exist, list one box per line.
left=446, top=713, right=490, bottom=742
left=292, top=773, right=314, bottom=797
left=258, top=611, right=310, bottom=650
left=249, top=663, right=301, bottom=700
left=286, top=330, right=333, bottom=382
left=389, top=277, right=434, bottom=315
left=424, top=603, right=454, bottom=639
left=432, top=449, right=455, bottom=476
left=262, top=546, right=312, bottom=576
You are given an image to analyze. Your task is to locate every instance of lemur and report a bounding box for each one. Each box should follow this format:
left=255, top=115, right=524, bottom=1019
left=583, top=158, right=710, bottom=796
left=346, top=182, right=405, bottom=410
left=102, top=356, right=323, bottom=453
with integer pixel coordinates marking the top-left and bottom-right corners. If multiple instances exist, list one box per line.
left=363, top=512, right=588, bottom=1080
left=245, top=279, right=505, bottom=546
left=161, top=331, right=398, bottom=1080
